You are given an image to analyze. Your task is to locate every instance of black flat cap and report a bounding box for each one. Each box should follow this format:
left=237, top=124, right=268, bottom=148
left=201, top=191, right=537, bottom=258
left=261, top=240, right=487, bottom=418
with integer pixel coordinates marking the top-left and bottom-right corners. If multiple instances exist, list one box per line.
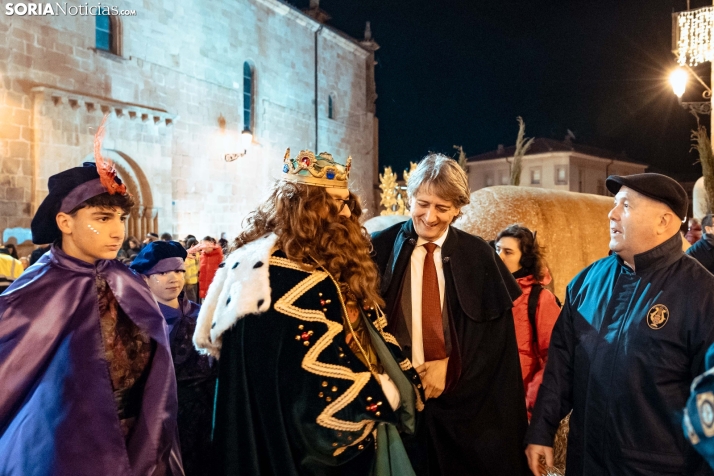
left=606, top=173, right=688, bottom=220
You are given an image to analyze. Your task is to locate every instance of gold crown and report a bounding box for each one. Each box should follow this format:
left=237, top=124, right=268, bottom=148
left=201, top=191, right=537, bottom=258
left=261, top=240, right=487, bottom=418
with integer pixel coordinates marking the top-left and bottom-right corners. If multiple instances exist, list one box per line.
left=282, top=148, right=351, bottom=189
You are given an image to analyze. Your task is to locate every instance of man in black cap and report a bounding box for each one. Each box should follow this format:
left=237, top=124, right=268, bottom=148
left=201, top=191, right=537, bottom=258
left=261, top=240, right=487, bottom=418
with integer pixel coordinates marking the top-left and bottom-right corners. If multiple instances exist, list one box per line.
left=131, top=240, right=216, bottom=476
left=525, top=173, right=714, bottom=475
left=0, top=155, right=182, bottom=475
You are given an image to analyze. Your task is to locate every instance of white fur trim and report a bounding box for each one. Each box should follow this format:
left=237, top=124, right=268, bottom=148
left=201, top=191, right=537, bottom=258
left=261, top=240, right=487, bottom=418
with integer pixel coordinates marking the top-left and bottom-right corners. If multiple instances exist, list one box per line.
left=193, top=233, right=276, bottom=358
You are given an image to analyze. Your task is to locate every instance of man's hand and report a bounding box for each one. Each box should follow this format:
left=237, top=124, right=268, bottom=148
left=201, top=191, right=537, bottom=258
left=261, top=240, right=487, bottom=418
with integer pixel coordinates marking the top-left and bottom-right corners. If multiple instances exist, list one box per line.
left=525, top=444, right=553, bottom=476
left=415, top=358, right=448, bottom=400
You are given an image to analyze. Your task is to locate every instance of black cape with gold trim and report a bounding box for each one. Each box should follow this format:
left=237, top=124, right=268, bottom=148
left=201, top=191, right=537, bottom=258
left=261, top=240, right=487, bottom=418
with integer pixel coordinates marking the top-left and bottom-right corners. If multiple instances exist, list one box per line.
left=209, top=249, right=423, bottom=475
left=371, top=220, right=528, bottom=476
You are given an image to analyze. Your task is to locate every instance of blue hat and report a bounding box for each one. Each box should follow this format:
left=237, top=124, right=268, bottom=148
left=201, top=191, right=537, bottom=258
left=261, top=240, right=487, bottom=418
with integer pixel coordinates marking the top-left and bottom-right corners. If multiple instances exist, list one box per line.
left=130, top=241, right=187, bottom=275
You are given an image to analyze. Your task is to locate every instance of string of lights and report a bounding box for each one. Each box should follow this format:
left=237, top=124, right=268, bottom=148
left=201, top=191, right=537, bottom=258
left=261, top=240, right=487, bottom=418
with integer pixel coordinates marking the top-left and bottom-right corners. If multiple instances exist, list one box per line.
left=677, top=6, right=714, bottom=66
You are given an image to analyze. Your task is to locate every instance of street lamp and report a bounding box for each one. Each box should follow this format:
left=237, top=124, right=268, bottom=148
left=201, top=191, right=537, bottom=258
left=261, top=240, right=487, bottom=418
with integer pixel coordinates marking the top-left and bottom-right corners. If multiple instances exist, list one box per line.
left=669, top=67, right=688, bottom=98
left=225, top=128, right=253, bottom=162
left=668, top=64, right=712, bottom=116
left=673, top=5, right=714, bottom=221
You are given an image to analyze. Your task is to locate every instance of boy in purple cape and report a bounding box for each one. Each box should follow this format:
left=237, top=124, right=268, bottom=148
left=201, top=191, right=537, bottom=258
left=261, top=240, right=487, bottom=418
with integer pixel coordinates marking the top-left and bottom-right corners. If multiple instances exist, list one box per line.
left=0, top=150, right=183, bottom=474
left=131, top=240, right=216, bottom=476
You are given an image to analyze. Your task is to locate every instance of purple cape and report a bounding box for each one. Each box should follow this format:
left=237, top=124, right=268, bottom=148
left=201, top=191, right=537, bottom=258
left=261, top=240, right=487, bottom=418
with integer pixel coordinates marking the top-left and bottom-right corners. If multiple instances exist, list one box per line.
left=158, top=297, right=200, bottom=337
left=0, top=246, right=183, bottom=476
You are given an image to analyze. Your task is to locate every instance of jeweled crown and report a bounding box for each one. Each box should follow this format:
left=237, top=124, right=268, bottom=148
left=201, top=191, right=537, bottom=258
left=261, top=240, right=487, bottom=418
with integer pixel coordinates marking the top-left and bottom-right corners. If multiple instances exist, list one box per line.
left=282, top=148, right=351, bottom=189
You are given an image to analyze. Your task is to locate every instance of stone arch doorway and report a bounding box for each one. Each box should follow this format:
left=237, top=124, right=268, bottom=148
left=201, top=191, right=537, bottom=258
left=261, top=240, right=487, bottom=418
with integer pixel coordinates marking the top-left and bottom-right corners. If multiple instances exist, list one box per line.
left=81, top=150, right=159, bottom=240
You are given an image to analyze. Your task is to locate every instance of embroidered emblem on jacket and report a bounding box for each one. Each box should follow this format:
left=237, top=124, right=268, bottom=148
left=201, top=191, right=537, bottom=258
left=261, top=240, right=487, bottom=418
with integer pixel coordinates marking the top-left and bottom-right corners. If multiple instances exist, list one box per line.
left=646, top=304, right=669, bottom=330
left=684, top=409, right=701, bottom=445
left=697, top=392, right=714, bottom=437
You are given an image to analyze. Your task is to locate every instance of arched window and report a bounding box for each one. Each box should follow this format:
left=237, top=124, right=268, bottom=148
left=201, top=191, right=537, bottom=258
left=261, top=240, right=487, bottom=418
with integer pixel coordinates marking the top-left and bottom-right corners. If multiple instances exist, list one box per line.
left=243, top=62, right=254, bottom=132
left=96, top=14, right=113, bottom=52
left=328, top=95, right=334, bottom=119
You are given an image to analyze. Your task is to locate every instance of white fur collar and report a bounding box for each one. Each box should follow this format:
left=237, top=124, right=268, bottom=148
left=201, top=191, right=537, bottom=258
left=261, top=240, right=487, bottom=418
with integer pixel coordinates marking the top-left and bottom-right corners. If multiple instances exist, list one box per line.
left=193, top=233, right=276, bottom=358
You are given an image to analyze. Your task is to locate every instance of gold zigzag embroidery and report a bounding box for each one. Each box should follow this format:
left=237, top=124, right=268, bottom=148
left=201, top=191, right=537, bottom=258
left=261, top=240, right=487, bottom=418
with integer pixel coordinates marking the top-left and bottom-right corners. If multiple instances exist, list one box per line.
left=269, top=256, right=311, bottom=272
left=399, top=359, right=413, bottom=371
left=273, top=268, right=375, bottom=450
left=382, top=331, right=400, bottom=348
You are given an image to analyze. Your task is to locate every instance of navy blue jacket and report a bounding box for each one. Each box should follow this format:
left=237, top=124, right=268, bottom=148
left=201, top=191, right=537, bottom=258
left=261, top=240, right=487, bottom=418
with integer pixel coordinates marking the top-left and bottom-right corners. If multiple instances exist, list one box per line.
left=158, top=298, right=216, bottom=476
left=527, top=232, right=714, bottom=475
left=687, top=234, right=714, bottom=274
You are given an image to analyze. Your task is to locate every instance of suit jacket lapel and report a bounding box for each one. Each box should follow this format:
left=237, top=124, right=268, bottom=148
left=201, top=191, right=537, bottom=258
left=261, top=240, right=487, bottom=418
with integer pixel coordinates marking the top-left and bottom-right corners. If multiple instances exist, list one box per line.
left=400, top=267, right=413, bottom=339
left=440, top=224, right=458, bottom=260
left=382, top=220, right=417, bottom=316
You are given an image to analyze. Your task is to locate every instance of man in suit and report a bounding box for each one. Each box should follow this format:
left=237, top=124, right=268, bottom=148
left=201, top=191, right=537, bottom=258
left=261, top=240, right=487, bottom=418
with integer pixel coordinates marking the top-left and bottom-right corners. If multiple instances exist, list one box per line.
left=371, top=153, right=528, bottom=475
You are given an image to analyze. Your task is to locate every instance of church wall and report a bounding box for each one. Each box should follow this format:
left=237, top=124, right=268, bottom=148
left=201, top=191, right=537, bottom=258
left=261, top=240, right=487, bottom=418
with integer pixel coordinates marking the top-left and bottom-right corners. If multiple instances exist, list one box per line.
left=0, top=0, right=377, bottom=248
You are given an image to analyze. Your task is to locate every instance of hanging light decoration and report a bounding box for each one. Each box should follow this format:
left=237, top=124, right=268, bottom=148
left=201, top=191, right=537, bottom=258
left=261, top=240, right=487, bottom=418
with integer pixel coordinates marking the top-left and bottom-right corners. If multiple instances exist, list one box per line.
left=676, top=6, right=714, bottom=66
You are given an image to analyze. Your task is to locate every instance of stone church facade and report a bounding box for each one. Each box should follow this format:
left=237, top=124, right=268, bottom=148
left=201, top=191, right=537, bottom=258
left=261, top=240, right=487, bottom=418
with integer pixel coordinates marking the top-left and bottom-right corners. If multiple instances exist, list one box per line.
left=0, top=0, right=379, bottom=246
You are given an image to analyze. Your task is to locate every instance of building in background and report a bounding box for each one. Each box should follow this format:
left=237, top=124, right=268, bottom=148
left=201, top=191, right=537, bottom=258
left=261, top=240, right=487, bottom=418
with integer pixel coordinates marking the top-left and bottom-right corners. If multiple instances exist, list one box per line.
left=0, top=0, right=379, bottom=250
left=466, top=138, right=647, bottom=195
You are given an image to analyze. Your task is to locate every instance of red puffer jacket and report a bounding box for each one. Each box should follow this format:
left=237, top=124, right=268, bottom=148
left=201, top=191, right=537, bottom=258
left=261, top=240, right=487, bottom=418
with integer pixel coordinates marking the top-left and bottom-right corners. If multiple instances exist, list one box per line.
left=199, top=247, right=224, bottom=299
left=512, top=271, right=561, bottom=418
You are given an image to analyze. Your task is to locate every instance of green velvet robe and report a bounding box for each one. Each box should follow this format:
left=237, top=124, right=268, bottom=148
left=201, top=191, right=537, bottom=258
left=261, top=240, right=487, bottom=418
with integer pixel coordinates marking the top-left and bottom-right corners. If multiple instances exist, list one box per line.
left=210, top=250, right=423, bottom=475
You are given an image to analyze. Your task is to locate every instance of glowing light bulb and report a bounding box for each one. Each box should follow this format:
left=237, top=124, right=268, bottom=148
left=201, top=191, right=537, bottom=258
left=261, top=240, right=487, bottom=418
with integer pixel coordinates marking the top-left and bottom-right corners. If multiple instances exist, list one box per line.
left=669, top=68, right=688, bottom=98
left=241, top=129, right=253, bottom=149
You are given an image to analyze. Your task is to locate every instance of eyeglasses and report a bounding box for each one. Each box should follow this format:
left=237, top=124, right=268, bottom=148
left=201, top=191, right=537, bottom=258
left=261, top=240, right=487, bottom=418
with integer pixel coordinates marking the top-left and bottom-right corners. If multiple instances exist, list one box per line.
left=334, top=197, right=357, bottom=213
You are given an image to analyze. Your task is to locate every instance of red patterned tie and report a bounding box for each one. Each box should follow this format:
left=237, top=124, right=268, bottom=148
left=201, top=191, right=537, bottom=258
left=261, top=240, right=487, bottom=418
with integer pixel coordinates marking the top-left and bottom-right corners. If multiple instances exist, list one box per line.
left=422, top=242, right=447, bottom=361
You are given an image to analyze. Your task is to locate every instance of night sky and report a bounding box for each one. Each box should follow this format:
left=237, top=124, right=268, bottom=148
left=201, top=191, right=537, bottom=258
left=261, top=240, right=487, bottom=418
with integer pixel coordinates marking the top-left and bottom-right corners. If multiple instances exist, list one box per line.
left=291, top=0, right=710, bottom=181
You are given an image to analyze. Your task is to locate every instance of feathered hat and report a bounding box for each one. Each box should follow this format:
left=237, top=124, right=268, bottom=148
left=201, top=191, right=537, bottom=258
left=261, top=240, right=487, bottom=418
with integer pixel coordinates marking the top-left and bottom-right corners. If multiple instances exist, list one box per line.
left=31, top=114, right=130, bottom=244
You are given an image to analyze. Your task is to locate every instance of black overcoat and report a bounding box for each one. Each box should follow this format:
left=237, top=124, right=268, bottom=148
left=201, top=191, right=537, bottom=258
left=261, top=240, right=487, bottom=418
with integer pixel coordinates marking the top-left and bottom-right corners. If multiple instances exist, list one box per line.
left=371, top=220, right=529, bottom=476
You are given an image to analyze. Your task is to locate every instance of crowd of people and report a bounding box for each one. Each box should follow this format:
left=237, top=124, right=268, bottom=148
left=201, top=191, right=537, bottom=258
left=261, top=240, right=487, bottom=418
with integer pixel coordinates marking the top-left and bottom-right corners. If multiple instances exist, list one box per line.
left=2, top=136, right=714, bottom=476
left=2, top=230, right=230, bottom=301
left=114, top=232, right=226, bottom=305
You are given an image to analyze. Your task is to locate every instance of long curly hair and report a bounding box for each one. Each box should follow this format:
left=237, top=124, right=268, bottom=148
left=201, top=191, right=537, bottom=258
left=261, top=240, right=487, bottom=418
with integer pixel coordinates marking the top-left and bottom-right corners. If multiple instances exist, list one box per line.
left=496, top=224, right=548, bottom=282
left=233, top=181, right=384, bottom=308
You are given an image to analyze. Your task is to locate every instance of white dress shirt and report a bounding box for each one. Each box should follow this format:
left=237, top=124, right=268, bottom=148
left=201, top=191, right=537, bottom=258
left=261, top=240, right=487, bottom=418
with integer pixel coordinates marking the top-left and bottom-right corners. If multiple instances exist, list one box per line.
left=409, top=227, right=448, bottom=368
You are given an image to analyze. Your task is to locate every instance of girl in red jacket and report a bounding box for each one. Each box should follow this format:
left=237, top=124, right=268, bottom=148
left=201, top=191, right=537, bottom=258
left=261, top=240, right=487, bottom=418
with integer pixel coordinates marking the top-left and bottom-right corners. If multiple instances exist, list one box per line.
left=189, top=236, right=225, bottom=300
left=495, top=225, right=561, bottom=419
